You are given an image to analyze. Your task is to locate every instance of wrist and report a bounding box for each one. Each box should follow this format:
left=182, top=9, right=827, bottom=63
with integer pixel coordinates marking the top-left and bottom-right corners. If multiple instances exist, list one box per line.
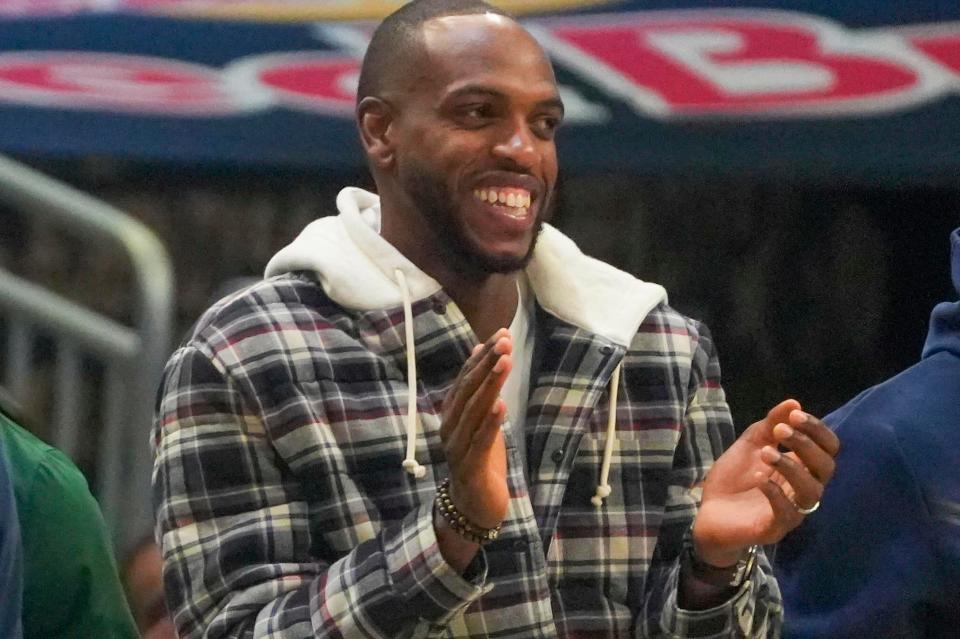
left=683, top=526, right=757, bottom=590
left=447, top=478, right=504, bottom=530
left=433, top=505, right=480, bottom=573
left=435, top=478, right=501, bottom=545
left=690, top=521, right=748, bottom=568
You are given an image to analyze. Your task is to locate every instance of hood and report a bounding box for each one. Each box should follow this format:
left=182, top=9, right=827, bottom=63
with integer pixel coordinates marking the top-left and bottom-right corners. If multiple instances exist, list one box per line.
left=922, top=227, right=960, bottom=360
left=265, top=187, right=667, bottom=348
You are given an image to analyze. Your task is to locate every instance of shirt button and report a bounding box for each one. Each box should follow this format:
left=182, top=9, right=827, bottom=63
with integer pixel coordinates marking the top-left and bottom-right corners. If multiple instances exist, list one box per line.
left=513, top=539, right=528, bottom=552
left=432, top=300, right=447, bottom=315
left=550, top=448, right=564, bottom=464
left=599, top=345, right=614, bottom=355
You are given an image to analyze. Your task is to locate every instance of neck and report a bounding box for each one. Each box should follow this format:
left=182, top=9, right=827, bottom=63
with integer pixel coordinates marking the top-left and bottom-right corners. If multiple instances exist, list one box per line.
left=380, top=207, right=519, bottom=342
left=443, top=272, right=519, bottom=343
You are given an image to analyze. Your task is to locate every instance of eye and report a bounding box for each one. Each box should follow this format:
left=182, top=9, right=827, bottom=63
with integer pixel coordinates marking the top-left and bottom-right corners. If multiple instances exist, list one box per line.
left=457, top=103, right=494, bottom=126
left=531, top=114, right=562, bottom=140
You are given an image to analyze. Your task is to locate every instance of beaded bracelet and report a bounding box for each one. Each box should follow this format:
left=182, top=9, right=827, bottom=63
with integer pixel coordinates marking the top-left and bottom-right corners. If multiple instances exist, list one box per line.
left=434, top=478, right=501, bottom=545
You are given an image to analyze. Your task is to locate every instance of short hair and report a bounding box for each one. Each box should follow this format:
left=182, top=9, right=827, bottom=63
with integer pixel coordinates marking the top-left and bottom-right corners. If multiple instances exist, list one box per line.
left=357, top=0, right=511, bottom=104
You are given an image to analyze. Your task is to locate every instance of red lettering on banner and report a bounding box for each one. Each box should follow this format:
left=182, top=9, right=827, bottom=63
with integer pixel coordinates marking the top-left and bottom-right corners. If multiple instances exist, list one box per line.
left=909, top=32, right=960, bottom=76
left=545, top=14, right=926, bottom=116
left=0, top=13, right=957, bottom=119
left=240, top=53, right=360, bottom=114
left=0, top=52, right=237, bottom=114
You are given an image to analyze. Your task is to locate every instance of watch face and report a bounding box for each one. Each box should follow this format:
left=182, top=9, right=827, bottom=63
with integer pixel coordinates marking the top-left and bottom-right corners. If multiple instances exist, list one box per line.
left=730, top=545, right=759, bottom=588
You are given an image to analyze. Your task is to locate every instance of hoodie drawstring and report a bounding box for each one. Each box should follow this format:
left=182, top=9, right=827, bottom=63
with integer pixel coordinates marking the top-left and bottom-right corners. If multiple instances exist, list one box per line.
left=592, top=362, right=622, bottom=507
left=395, top=268, right=427, bottom=479
left=395, top=266, right=622, bottom=503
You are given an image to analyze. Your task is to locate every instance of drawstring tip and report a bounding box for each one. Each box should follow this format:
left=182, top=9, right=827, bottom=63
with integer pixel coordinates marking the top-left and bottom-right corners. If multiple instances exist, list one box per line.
left=591, top=484, right=612, bottom=507
left=402, top=458, right=426, bottom=479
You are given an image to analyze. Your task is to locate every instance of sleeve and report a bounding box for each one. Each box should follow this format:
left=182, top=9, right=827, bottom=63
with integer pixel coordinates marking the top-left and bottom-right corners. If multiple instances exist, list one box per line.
left=639, top=320, right=783, bottom=638
left=17, top=445, right=138, bottom=638
left=774, top=404, right=954, bottom=638
left=0, top=441, right=23, bottom=639
left=153, top=345, right=488, bottom=639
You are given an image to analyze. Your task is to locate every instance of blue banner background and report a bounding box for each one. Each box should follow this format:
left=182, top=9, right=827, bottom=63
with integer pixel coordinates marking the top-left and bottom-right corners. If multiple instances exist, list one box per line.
left=0, top=2, right=958, bottom=179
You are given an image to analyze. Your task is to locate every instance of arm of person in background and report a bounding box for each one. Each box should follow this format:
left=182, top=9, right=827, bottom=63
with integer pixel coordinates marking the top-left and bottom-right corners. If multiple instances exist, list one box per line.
left=0, top=435, right=23, bottom=639
left=154, top=330, right=512, bottom=639
left=0, top=413, right=138, bottom=639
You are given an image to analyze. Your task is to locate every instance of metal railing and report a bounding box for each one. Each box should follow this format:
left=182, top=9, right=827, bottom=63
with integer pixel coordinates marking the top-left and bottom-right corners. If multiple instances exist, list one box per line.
left=0, top=154, right=173, bottom=554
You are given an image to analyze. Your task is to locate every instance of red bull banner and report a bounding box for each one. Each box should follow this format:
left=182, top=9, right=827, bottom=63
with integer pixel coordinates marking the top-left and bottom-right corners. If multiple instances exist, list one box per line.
left=0, top=1, right=957, bottom=180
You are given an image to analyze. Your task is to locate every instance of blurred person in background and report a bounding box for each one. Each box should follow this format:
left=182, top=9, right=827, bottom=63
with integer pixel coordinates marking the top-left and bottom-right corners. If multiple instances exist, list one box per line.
left=0, top=398, right=139, bottom=638
left=124, top=536, right=177, bottom=639
left=775, top=227, right=960, bottom=638
left=154, top=1, right=839, bottom=637
left=0, top=426, right=23, bottom=639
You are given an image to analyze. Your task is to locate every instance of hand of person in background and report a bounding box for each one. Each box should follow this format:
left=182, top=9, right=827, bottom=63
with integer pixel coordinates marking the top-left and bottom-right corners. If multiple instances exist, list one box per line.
left=693, top=399, right=841, bottom=568
left=435, top=329, right=512, bottom=571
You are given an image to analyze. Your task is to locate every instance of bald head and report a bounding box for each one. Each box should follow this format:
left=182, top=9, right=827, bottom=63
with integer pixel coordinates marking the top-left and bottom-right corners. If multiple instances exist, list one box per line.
left=356, top=0, right=510, bottom=104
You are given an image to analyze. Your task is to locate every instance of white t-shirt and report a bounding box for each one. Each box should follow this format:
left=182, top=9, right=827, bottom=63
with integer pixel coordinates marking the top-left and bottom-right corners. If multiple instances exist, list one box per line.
left=501, top=275, right=536, bottom=476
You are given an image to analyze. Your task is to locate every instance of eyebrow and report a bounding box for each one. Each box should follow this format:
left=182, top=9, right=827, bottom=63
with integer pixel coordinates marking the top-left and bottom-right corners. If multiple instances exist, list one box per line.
left=444, top=84, right=565, bottom=115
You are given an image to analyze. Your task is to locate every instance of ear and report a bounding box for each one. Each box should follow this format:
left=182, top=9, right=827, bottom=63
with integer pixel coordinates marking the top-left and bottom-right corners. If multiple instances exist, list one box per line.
left=357, top=96, right=396, bottom=170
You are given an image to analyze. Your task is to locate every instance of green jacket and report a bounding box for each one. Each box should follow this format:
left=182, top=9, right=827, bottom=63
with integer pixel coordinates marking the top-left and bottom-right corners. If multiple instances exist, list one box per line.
left=0, top=412, right=139, bottom=639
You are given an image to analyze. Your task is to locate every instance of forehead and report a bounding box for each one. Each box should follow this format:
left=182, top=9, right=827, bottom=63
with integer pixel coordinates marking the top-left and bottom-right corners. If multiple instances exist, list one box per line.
left=415, top=14, right=558, bottom=102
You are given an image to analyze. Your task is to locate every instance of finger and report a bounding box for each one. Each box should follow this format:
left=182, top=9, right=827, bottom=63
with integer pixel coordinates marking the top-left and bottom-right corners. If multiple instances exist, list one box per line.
left=445, top=353, right=512, bottom=461
left=455, top=329, right=509, bottom=389
left=766, top=399, right=802, bottom=427
left=463, top=329, right=508, bottom=372
left=754, top=471, right=804, bottom=532
left=460, top=353, right=512, bottom=438
left=743, top=398, right=802, bottom=443
left=760, top=445, right=824, bottom=510
left=773, top=421, right=836, bottom=484
left=465, top=398, right=507, bottom=461
left=789, top=410, right=841, bottom=457
left=441, top=332, right=511, bottom=438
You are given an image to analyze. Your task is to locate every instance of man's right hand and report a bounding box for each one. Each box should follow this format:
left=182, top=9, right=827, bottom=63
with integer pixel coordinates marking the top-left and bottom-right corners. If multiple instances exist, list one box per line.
left=435, top=328, right=512, bottom=570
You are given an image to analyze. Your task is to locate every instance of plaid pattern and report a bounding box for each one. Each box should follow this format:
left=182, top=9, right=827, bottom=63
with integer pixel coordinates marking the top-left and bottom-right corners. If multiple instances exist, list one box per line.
left=153, top=272, right=782, bottom=638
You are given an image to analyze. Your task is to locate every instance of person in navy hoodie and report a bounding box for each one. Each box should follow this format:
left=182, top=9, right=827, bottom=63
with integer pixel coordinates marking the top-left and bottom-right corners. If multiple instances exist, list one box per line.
left=775, top=227, right=960, bottom=638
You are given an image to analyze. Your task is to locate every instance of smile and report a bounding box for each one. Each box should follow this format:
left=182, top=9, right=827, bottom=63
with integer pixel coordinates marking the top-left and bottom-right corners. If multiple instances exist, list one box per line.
left=473, top=187, right=531, bottom=219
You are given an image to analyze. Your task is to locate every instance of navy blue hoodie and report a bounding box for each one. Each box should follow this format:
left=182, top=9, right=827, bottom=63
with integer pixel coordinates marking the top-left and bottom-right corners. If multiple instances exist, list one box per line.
left=775, top=228, right=960, bottom=638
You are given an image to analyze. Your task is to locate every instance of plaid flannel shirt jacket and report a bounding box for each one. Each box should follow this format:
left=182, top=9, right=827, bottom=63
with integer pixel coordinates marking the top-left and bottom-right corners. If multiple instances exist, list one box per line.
left=153, top=203, right=782, bottom=639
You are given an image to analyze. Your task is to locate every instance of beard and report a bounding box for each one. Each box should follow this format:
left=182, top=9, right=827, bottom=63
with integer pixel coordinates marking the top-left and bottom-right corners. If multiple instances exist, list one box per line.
left=401, top=162, right=553, bottom=278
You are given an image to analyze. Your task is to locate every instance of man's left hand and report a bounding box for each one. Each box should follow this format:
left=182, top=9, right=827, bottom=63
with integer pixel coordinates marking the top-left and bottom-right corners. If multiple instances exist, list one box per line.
left=692, top=399, right=840, bottom=567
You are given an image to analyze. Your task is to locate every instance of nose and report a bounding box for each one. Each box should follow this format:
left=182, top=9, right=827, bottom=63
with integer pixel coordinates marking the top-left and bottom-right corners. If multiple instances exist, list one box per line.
left=491, top=120, right=537, bottom=170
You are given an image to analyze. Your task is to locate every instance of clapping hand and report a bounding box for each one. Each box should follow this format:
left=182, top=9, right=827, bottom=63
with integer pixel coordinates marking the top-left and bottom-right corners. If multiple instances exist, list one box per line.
left=692, top=399, right=840, bottom=567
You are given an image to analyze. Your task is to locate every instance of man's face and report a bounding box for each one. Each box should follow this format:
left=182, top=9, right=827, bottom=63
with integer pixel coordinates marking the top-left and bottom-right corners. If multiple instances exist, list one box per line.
left=388, top=14, right=563, bottom=275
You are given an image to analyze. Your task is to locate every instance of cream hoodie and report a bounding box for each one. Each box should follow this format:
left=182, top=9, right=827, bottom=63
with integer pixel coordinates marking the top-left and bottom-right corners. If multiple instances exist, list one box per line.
left=265, top=187, right=668, bottom=502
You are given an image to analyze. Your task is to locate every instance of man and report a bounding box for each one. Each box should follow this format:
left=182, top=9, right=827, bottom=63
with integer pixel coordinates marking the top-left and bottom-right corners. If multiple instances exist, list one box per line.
left=0, top=429, right=23, bottom=639
left=123, top=537, right=178, bottom=639
left=153, top=1, right=839, bottom=637
left=775, top=227, right=960, bottom=638
left=0, top=405, right=139, bottom=639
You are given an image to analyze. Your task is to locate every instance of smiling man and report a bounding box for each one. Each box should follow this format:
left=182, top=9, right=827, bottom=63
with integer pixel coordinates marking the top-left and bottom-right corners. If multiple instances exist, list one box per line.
left=153, top=2, right=839, bottom=637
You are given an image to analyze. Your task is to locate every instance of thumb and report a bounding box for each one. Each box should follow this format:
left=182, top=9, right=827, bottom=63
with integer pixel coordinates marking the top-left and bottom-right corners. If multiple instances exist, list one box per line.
left=765, top=398, right=802, bottom=425
left=744, top=398, right=802, bottom=443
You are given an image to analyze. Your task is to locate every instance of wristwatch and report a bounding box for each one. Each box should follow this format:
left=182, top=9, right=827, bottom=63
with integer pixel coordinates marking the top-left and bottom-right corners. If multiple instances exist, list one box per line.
left=681, top=530, right=758, bottom=590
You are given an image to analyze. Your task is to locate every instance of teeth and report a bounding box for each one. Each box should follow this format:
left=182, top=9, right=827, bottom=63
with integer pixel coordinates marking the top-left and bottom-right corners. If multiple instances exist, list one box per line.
left=473, top=188, right=533, bottom=209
